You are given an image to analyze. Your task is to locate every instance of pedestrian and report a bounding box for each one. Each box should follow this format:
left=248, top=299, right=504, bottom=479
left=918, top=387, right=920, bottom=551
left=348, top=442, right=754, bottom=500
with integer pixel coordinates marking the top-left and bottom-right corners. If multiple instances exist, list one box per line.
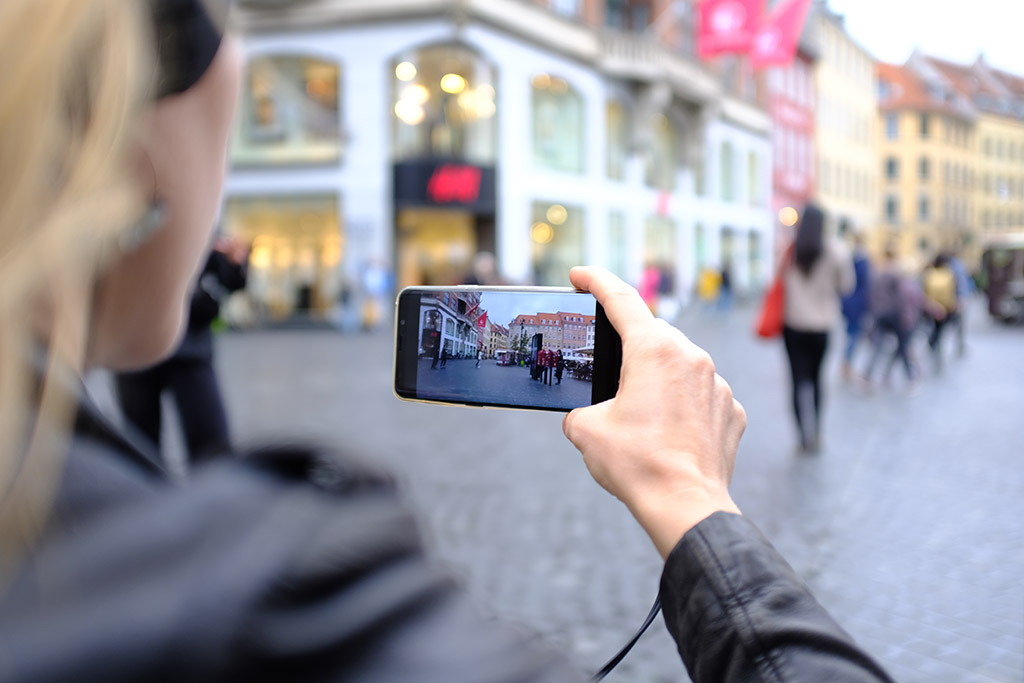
left=0, top=3, right=895, bottom=681
left=697, top=266, right=722, bottom=311
left=440, top=346, right=448, bottom=367
left=475, top=349, right=482, bottom=368
left=922, top=253, right=957, bottom=368
left=430, top=339, right=440, bottom=369
left=861, top=246, right=918, bottom=389
left=781, top=203, right=856, bottom=453
left=555, top=350, right=565, bottom=385
left=114, top=238, right=248, bottom=465
left=540, top=347, right=552, bottom=385
left=839, top=229, right=871, bottom=381
left=718, top=265, right=733, bottom=312
left=947, top=248, right=974, bottom=355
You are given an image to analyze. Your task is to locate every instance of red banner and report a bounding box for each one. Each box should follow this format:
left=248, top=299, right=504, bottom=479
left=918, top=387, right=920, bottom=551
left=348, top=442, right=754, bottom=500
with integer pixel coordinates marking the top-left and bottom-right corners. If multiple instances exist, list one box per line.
left=750, top=0, right=812, bottom=68
left=476, top=312, right=487, bottom=328
left=698, top=0, right=764, bottom=58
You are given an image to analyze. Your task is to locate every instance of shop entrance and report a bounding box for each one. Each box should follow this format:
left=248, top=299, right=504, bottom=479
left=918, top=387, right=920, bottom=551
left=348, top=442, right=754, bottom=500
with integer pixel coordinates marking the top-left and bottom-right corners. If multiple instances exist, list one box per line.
left=395, top=208, right=494, bottom=288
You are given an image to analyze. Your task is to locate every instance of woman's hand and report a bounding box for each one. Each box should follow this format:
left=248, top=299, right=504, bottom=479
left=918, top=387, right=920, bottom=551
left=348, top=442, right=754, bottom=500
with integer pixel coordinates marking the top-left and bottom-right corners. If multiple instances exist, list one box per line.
left=562, top=267, right=745, bottom=558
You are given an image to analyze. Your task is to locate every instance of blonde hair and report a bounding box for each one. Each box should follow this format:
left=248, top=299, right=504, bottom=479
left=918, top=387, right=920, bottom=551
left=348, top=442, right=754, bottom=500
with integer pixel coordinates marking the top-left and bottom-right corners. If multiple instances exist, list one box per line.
left=0, top=0, right=152, bottom=570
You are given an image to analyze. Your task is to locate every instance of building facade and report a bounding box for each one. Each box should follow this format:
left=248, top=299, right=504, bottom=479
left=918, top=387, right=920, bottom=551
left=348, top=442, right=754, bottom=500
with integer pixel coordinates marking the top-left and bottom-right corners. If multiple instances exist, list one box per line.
left=876, top=60, right=977, bottom=266
left=812, top=2, right=878, bottom=238
left=418, top=290, right=482, bottom=358
left=224, top=0, right=773, bottom=326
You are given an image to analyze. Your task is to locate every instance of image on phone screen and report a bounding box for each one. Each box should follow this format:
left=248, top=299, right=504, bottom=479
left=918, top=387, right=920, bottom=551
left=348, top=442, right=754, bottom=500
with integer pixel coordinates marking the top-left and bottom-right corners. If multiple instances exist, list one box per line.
left=394, top=288, right=621, bottom=412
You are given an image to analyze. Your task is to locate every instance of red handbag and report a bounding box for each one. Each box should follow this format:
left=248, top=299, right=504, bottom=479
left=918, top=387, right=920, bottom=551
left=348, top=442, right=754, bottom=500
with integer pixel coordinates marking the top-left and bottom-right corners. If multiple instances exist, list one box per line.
left=756, top=247, right=792, bottom=339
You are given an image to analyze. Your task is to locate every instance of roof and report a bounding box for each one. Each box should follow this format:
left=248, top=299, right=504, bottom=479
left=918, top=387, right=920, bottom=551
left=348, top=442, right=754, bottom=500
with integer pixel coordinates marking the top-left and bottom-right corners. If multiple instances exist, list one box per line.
left=876, top=61, right=976, bottom=120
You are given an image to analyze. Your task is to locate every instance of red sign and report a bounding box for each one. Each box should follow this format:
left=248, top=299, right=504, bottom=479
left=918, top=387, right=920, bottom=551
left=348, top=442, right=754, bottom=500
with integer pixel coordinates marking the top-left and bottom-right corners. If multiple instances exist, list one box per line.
left=426, top=164, right=482, bottom=204
left=698, top=0, right=764, bottom=58
left=750, top=0, right=812, bottom=68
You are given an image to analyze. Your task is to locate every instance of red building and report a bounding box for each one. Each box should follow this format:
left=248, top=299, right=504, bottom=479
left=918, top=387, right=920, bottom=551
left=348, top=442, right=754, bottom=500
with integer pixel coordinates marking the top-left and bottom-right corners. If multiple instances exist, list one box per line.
left=766, top=46, right=817, bottom=253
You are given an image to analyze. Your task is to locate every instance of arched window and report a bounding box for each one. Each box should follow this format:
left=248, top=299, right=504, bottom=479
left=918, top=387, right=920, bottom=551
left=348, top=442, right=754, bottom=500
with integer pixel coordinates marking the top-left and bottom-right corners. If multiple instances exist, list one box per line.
left=532, top=73, right=585, bottom=173
left=233, top=55, right=341, bottom=166
left=391, top=44, right=497, bottom=164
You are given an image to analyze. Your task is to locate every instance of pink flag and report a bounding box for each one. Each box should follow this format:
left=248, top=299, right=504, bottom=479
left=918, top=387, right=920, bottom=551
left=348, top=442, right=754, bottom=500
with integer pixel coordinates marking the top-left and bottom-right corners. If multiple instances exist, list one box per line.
left=750, top=0, right=812, bottom=68
left=697, top=0, right=765, bottom=58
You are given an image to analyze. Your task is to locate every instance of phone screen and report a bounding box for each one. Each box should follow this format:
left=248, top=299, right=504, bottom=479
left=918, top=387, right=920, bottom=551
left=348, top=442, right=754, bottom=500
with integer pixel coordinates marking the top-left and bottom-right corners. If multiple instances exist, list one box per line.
left=394, top=287, right=621, bottom=412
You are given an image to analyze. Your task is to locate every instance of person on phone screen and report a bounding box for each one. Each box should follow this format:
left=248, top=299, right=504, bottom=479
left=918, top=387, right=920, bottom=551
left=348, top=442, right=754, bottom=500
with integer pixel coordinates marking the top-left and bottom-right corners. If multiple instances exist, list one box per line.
left=0, top=2, right=893, bottom=682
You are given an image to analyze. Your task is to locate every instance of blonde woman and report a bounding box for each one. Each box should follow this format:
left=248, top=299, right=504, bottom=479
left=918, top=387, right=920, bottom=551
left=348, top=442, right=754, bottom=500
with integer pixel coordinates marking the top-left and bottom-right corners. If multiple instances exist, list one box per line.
left=0, top=2, right=894, bottom=681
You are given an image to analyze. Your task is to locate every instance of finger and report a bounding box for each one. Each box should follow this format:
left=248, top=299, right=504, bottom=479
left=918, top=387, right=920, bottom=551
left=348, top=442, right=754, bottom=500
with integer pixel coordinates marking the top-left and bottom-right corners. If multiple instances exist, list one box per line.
left=570, top=266, right=653, bottom=342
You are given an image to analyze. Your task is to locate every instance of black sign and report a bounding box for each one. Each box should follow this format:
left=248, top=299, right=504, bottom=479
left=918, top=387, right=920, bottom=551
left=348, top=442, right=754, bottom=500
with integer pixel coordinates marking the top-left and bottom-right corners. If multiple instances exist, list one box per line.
left=394, top=160, right=496, bottom=213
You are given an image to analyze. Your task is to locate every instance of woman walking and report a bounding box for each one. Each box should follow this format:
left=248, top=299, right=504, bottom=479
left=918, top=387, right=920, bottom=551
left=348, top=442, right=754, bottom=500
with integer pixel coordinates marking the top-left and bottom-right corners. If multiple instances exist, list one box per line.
left=782, top=204, right=855, bottom=453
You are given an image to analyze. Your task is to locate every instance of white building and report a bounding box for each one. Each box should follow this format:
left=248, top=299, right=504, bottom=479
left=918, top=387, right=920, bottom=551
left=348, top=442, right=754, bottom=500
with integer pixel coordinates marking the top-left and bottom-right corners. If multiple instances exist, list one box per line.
left=224, top=0, right=773, bottom=325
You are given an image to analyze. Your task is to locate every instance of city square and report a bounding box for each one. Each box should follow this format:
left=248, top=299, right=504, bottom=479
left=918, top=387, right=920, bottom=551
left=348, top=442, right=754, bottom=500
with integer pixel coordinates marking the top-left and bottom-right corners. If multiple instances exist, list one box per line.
left=87, top=300, right=1024, bottom=682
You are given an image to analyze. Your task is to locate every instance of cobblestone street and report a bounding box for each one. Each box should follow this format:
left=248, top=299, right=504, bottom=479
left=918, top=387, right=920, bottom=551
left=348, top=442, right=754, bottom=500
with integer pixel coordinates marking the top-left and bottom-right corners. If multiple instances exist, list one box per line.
left=88, top=300, right=1024, bottom=682
left=415, top=356, right=592, bottom=409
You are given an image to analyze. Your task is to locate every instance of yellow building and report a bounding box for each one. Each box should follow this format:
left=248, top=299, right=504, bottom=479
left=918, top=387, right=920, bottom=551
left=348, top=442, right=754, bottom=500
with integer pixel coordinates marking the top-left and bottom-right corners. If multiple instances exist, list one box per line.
left=877, top=53, right=1024, bottom=269
left=925, top=57, right=1024, bottom=245
left=812, top=4, right=878, bottom=237
left=875, top=58, right=977, bottom=267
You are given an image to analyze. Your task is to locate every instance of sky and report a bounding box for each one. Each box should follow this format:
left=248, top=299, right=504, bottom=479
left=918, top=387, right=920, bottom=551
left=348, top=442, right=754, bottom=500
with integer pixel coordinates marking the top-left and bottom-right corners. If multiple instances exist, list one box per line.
left=477, top=291, right=595, bottom=329
left=826, top=0, right=1024, bottom=75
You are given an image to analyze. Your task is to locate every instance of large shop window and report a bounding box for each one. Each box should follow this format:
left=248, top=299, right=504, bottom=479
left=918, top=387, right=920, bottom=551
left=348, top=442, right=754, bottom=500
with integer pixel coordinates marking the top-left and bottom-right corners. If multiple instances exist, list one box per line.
left=531, top=201, right=584, bottom=286
left=645, top=114, right=678, bottom=190
left=532, top=74, right=585, bottom=173
left=607, top=100, right=629, bottom=180
left=644, top=217, right=677, bottom=292
left=233, top=56, right=341, bottom=166
left=223, top=195, right=343, bottom=323
left=391, top=44, right=497, bottom=164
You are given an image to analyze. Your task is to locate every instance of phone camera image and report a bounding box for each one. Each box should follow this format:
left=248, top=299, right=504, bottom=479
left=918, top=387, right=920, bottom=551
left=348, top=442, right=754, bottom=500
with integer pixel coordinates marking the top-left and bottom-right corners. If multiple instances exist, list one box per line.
left=395, top=288, right=620, bottom=412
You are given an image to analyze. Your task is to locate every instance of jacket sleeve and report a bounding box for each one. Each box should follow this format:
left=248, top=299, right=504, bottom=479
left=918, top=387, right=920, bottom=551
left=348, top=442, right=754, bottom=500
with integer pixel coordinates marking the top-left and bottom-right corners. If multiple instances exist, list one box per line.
left=659, top=512, right=895, bottom=683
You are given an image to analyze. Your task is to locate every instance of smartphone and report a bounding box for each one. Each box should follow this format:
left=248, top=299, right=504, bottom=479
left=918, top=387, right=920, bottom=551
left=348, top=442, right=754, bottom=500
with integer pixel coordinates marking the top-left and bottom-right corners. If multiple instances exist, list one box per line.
left=394, top=286, right=622, bottom=412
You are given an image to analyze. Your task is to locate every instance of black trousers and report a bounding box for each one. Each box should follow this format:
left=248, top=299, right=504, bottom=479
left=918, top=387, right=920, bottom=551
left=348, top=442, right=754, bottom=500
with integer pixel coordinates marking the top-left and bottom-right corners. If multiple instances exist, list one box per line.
left=782, top=326, right=829, bottom=445
left=115, top=357, right=230, bottom=464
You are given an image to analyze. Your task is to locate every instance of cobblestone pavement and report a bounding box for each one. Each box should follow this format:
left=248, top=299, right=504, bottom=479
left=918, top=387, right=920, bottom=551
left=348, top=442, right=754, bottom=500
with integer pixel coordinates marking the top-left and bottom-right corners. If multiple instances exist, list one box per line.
left=88, top=299, right=1024, bottom=682
left=415, top=357, right=591, bottom=410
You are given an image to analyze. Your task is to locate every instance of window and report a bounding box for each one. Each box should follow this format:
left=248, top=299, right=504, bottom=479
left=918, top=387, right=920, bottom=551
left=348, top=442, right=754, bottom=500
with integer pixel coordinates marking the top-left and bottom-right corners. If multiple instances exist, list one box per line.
left=549, top=0, right=580, bottom=17
left=919, top=114, right=930, bottom=138
left=645, top=113, right=678, bottom=190
left=885, top=195, right=899, bottom=224
left=885, top=156, right=899, bottom=180
left=983, top=138, right=992, bottom=156
left=233, top=55, right=342, bottom=166
left=721, top=141, right=735, bottom=202
left=918, top=194, right=930, bottom=222
left=532, top=74, right=584, bottom=173
left=606, top=100, right=629, bottom=181
left=919, top=156, right=930, bottom=181
left=821, top=159, right=831, bottom=193
left=748, top=152, right=761, bottom=206
left=392, top=44, right=497, bottom=164
left=885, top=114, right=899, bottom=140
left=608, top=211, right=628, bottom=278
left=531, top=201, right=584, bottom=285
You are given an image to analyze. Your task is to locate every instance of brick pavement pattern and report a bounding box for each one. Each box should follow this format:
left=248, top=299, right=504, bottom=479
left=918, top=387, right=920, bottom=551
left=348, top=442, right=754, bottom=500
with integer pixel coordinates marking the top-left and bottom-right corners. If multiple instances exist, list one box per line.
left=89, top=301, right=1024, bottom=682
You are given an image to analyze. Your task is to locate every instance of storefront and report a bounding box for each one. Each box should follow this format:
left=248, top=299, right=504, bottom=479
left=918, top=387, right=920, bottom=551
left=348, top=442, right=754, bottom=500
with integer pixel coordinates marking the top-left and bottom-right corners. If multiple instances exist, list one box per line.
left=391, top=43, right=498, bottom=289
left=222, top=195, right=344, bottom=324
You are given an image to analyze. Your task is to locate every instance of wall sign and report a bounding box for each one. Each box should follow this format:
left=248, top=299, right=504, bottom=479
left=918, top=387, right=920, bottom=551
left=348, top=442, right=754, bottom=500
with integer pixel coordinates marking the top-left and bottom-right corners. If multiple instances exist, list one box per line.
left=394, top=160, right=496, bottom=213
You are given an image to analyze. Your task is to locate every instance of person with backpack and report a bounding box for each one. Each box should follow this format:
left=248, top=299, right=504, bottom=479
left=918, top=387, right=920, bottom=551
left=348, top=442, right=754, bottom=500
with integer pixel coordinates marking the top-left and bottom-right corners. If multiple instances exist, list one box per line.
left=922, top=253, right=957, bottom=368
left=861, top=246, right=918, bottom=390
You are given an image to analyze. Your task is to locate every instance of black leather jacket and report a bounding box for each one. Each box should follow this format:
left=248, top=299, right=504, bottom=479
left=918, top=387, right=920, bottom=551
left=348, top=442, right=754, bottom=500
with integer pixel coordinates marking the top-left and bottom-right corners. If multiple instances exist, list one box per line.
left=0, top=394, right=894, bottom=682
